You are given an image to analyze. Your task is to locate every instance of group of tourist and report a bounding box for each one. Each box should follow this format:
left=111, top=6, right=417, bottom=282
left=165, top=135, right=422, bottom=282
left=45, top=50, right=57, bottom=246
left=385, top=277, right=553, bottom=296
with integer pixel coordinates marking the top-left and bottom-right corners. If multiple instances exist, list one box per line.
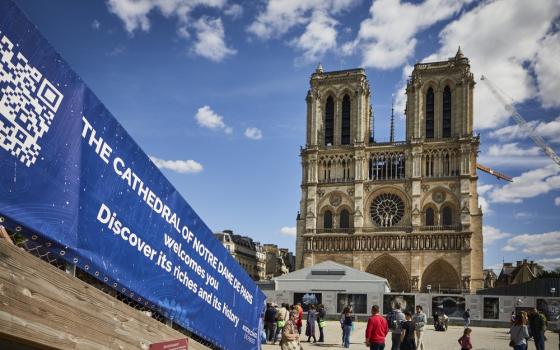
left=264, top=301, right=550, bottom=350
left=263, top=302, right=327, bottom=349
left=509, top=308, right=548, bottom=350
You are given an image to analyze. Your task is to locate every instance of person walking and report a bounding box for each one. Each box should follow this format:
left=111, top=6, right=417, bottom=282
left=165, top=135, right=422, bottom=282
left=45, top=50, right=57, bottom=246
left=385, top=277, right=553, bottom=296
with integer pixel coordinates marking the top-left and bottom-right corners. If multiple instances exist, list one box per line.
left=510, top=311, right=530, bottom=350
left=264, top=303, right=277, bottom=344
left=280, top=310, right=302, bottom=350
left=366, top=305, right=389, bottom=350
left=412, top=305, right=427, bottom=350
left=317, top=304, right=327, bottom=343
left=457, top=328, right=473, bottom=350
left=296, top=303, right=304, bottom=335
left=399, top=311, right=416, bottom=350
left=463, top=309, right=471, bottom=328
left=274, top=303, right=289, bottom=344
left=341, top=306, right=354, bottom=348
left=306, top=304, right=318, bottom=343
left=388, top=302, right=406, bottom=350
left=528, top=308, right=547, bottom=350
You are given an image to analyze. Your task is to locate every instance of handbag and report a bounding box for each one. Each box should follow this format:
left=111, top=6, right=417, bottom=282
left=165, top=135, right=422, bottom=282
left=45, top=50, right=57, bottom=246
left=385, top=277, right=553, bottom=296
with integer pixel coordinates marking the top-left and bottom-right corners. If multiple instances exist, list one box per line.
left=277, top=320, right=286, bottom=328
left=508, top=340, right=515, bottom=347
left=319, top=320, right=326, bottom=328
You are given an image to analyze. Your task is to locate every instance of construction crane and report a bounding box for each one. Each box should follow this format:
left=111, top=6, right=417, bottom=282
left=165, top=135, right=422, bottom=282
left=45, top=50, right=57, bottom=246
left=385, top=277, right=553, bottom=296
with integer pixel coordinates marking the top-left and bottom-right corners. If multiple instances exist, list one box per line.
left=480, top=75, right=560, bottom=167
left=476, top=163, right=513, bottom=182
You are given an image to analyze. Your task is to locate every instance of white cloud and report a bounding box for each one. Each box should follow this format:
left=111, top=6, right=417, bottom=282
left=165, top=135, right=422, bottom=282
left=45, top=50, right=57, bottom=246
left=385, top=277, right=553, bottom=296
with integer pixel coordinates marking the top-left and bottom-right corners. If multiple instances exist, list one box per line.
left=244, top=127, right=263, bottom=140
left=224, top=4, right=243, bottom=19
left=478, top=143, right=551, bottom=169
left=478, top=184, right=493, bottom=196
left=555, top=197, right=560, bottom=206
left=486, top=143, right=540, bottom=157
left=502, top=231, right=560, bottom=257
left=280, top=226, right=296, bottom=236
left=478, top=195, right=491, bottom=215
left=150, top=156, right=203, bottom=174
left=106, top=0, right=234, bottom=62
left=91, top=19, right=101, bottom=30
left=344, top=0, right=471, bottom=69
left=195, top=105, right=233, bottom=134
left=483, top=225, right=511, bottom=247
left=537, top=257, right=560, bottom=271
left=291, top=11, right=338, bottom=63
left=489, top=163, right=560, bottom=203
left=489, top=117, right=560, bottom=144
left=248, top=0, right=358, bottom=61
left=192, top=17, right=236, bottom=62
left=534, top=31, right=560, bottom=108
left=431, top=0, right=560, bottom=129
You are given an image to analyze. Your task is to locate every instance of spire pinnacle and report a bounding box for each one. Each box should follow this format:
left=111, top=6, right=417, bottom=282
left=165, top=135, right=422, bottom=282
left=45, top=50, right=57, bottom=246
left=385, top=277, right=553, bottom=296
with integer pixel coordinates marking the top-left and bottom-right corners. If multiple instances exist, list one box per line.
left=455, top=46, right=464, bottom=58
left=316, top=62, right=324, bottom=73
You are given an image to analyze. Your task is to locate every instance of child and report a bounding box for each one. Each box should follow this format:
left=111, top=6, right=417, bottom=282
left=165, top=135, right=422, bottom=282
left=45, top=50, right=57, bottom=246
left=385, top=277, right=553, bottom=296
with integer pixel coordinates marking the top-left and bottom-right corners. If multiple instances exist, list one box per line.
left=458, top=328, right=472, bottom=350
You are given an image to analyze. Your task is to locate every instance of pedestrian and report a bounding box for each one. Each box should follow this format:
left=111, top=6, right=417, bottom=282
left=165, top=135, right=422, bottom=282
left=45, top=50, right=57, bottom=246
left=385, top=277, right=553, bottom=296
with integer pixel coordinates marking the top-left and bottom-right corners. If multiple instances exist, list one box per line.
left=412, top=305, right=427, bottom=350
left=457, top=328, right=472, bottom=350
left=510, top=311, right=530, bottom=350
left=388, top=302, right=406, bottom=350
left=296, top=303, right=304, bottom=335
left=317, top=304, right=327, bottom=342
left=528, top=308, right=547, bottom=350
left=366, top=305, right=389, bottom=350
left=399, top=311, right=416, bottom=350
left=280, top=310, right=302, bottom=350
left=264, top=302, right=277, bottom=343
left=463, top=309, right=471, bottom=328
left=433, top=311, right=440, bottom=331
left=306, top=304, right=317, bottom=343
left=341, top=306, right=354, bottom=348
left=274, top=303, right=289, bottom=344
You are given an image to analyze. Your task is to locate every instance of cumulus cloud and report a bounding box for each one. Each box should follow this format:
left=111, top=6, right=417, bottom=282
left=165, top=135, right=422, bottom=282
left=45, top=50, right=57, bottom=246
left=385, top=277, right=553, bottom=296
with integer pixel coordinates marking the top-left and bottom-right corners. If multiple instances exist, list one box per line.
left=150, top=156, right=203, bottom=174
left=224, top=3, right=243, bottom=19
left=344, top=0, right=470, bottom=69
left=537, top=257, right=560, bottom=271
left=429, top=0, right=560, bottom=129
left=489, top=163, right=560, bottom=203
left=534, top=31, right=560, bottom=108
left=489, top=117, right=560, bottom=144
left=192, top=17, right=236, bottom=62
left=105, top=0, right=235, bottom=61
left=555, top=197, right=560, bottom=206
left=478, top=143, right=550, bottom=169
left=483, top=225, right=511, bottom=247
left=280, top=226, right=297, bottom=236
left=195, top=105, right=233, bottom=134
left=248, top=0, right=358, bottom=62
left=502, top=231, right=560, bottom=257
left=244, top=127, right=263, bottom=140
left=91, top=19, right=101, bottom=30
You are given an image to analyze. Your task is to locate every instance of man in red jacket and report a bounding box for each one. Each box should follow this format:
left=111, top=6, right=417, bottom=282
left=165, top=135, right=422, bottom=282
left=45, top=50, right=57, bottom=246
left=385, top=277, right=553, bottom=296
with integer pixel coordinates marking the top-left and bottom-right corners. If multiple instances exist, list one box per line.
left=365, top=305, right=389, bottom=350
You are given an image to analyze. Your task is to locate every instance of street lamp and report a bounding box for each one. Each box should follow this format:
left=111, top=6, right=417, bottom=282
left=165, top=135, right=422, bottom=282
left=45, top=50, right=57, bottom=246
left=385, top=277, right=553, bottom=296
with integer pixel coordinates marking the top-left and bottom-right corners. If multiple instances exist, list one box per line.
left=427, top=284, right=432, bottom=294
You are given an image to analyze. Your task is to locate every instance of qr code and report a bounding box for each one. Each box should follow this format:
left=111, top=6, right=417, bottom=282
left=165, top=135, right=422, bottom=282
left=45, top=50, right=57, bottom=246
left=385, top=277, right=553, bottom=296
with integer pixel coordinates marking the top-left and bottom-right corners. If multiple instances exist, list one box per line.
left=0, top=34, right=63, bottom=167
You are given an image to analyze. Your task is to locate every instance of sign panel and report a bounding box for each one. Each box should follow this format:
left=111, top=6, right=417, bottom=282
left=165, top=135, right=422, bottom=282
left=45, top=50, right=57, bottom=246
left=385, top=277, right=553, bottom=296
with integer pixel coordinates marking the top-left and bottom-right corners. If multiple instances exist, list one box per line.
left=0, top=1, right=265, bottom=349
left=150, top=339, right=188, bottom=350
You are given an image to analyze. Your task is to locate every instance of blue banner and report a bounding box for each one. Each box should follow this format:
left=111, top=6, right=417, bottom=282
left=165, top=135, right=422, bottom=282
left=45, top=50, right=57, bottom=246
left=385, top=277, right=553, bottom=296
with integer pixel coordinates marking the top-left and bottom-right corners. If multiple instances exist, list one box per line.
left=0, top=1, right=265, bottom=349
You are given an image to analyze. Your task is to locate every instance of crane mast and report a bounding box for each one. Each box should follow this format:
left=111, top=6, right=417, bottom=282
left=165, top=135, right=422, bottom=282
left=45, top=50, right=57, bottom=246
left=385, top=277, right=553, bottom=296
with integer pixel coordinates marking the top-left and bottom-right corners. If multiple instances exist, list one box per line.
left=480, top=75, right=560, bottom=167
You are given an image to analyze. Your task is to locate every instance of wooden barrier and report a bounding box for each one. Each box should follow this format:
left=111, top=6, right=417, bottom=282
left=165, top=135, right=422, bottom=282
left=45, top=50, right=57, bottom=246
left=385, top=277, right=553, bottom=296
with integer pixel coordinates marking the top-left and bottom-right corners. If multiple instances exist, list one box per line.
left=0, top=239, right=211, bottom=350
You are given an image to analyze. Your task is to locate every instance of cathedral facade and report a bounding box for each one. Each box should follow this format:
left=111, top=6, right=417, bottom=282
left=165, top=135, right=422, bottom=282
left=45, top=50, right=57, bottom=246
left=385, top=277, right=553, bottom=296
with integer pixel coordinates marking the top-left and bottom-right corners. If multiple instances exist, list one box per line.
left=295, top=49, right=483, bottom=293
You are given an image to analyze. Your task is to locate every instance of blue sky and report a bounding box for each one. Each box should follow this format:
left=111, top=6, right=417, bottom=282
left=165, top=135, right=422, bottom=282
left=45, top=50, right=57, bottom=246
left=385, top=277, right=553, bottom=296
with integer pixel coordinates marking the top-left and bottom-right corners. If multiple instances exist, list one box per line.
left=13, top=0, right=560, bottom=272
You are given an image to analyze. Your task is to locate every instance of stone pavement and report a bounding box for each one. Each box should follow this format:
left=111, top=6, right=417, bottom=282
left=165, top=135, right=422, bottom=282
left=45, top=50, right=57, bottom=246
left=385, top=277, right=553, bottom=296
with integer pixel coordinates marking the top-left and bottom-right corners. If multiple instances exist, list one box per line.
left=262, top=320, right=560, bottom=350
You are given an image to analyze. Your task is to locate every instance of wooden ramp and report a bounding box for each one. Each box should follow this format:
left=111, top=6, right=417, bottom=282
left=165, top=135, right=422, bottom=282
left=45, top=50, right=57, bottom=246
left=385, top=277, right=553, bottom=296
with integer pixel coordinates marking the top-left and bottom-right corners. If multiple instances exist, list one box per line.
left=0, top=239, right=211, bottom=350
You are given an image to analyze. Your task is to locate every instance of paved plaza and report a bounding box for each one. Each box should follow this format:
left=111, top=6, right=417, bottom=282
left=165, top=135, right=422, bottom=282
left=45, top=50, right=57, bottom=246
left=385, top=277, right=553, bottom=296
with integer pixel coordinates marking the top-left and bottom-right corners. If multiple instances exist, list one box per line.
left=262, top=321, right=560, bottom=350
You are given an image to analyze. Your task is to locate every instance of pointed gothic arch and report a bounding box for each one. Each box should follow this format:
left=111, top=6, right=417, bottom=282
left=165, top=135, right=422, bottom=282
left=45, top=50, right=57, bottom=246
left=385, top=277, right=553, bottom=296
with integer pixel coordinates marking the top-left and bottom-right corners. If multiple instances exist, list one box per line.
left=425, top=87, right=435, bottom=139
left=341, top=94, right=351, bottom=145
left=421, top=258, right=461, bottom=292
left=442, top=86, right=452, bottom=138
left=325, top=96, right=334, bottom=145
left=366, top=255, right=410, bottom=292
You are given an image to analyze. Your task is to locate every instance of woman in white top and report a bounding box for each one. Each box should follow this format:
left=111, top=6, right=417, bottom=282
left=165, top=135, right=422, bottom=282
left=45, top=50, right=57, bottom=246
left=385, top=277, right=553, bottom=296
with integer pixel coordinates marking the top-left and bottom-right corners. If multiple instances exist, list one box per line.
left=509, top=311, right=530, bottom=350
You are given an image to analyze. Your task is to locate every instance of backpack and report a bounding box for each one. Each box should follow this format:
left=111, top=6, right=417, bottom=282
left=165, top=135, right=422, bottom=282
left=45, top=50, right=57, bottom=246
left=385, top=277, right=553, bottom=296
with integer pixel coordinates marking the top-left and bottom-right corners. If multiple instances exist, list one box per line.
left=387, top=311, right=398, bottom=331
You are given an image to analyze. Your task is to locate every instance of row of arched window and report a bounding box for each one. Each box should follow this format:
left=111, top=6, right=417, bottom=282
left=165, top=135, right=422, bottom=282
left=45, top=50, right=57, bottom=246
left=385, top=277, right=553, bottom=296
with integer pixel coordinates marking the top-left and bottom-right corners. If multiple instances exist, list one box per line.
left=325, top=95, right=351, bottom=145
left=323, top=209, right=352, bottom=229
left=426, top=86, right=452, bottom=139
left=425, top=205, right=454, bottom=226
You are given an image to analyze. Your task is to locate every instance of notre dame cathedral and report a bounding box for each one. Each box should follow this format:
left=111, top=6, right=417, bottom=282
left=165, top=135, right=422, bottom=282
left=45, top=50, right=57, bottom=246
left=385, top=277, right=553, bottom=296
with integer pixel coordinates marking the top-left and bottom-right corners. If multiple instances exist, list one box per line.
left=295, top=49, right=483, bottom=293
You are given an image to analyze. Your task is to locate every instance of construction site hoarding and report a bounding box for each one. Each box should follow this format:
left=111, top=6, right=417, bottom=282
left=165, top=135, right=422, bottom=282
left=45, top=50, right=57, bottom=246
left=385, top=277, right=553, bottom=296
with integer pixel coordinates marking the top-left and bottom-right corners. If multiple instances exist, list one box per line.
left=0, top=1, right=265, bottom=349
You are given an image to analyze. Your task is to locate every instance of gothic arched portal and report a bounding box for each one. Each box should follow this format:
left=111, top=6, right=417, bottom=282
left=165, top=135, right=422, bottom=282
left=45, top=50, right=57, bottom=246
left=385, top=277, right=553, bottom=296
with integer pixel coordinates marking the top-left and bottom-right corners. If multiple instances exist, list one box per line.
left=421, top=258, right=461, bottom=292
left=366, top=255, right=410, bottom=292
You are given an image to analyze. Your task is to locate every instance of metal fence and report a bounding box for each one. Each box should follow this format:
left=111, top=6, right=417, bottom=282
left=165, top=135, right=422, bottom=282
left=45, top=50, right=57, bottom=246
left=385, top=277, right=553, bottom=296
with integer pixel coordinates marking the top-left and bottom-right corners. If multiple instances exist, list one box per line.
left=4, top=229, right=221, bottom=350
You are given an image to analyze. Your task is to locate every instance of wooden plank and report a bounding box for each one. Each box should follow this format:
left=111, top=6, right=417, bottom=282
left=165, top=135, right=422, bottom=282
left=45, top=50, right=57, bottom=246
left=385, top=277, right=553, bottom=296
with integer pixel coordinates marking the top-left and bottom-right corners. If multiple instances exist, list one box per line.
left=0, top=240, right=211, bottom=350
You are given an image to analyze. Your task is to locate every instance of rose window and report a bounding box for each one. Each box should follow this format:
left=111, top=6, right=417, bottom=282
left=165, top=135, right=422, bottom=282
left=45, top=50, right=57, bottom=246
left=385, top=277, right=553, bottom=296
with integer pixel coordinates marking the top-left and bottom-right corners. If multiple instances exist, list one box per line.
left=370, top=193, right=405, bottom=227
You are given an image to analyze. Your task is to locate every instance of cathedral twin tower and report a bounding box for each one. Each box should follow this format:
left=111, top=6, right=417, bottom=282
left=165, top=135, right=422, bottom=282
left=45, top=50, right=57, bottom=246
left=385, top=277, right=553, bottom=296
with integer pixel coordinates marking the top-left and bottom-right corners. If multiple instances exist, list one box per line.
left=295, top=49, right=483, bottom=293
